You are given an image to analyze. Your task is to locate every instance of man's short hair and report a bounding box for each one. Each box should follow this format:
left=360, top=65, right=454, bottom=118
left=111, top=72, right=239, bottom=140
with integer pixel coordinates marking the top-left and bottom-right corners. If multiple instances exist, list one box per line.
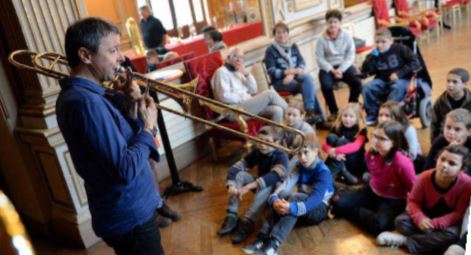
left=446, top=108, right=471, bottom=130
left=325, top=9, right=343, bottom=21
left=200, top=26, right=216, bottom=34
left=227, top=47, right=243, bottom=58
left=65, top=17, right=120, bottom=69
left=207, top=30, right=223, bottom=42
left=449, top=68, right=470, bottom=83
left=139, top=5, right=151, bottom=12
left=375, top=28, right=393, bottom=39
left=272, top=22, right=289, bottom=36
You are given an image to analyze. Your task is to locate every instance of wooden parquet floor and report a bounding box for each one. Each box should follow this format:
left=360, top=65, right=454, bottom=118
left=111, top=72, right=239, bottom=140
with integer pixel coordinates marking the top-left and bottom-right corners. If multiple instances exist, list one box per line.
left=33, top=14, right=471, bottom=255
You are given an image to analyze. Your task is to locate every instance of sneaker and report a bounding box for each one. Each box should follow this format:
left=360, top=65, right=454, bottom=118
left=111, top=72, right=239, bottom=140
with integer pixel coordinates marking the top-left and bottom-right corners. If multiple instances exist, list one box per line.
left=158, top=201, right=181, bottom=221
left=255, top=238, right=280, bottom=255
left=232, top=218, right=255, bottom=244
left=444, top=244, right=465, bottom=255
left=376, top=231, right=407, bottom=247
left=242, top=233, right=268, bottom=254
left=155, top=214, right=173, bottom=228
left=218, top=214, right=239, bottom=236
left=366, top=115, right=377, bottom=126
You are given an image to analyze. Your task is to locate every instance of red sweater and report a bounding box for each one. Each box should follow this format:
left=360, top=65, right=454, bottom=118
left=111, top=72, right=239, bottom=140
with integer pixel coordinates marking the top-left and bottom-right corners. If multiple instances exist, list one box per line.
left=367, top=151, right=416, bottom=199
left=407, top=170, right=471, bottom=229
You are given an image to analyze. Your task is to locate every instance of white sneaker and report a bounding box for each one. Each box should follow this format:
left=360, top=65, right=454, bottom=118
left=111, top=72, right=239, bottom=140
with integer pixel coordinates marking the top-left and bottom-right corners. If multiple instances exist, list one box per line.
left=444, top=244, right=465, bottom=255
left=376, top=231, right=407, bottom=247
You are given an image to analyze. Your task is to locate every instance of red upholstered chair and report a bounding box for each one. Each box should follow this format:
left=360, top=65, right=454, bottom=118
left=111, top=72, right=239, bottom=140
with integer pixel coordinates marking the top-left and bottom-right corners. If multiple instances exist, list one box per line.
left=394, top=0, right=441, bottom=40
left=440, top=0, right=462, bottom=25
left=184, top=51, right=264, bottom=161
left=373, top=0, right=422, bottom=37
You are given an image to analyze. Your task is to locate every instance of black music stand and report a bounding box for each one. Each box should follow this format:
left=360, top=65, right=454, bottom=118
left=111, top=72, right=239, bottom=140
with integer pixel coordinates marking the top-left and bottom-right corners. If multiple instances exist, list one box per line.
left=151, top=91, right=203, bottom=198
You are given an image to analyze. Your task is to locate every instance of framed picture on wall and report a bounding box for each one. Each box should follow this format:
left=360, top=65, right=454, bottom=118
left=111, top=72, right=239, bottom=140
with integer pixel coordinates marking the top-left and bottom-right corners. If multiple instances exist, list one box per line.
left=293, top=0, right=323, bottom=11
left=328, top=0, right=343, bottom=9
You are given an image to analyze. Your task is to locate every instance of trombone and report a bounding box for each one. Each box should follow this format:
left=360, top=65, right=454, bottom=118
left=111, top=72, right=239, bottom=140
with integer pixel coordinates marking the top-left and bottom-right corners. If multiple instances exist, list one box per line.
left=8, top=50, right=305, bottom=154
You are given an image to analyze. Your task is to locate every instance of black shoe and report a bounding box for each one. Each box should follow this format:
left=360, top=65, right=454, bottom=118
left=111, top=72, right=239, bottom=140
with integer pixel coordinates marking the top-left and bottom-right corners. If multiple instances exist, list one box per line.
left=156, top=213, right=173, bottom=228
left=256, top=237, right=280, bottom=255
left=232, top=218, right=254, bottom=244
left=339, top=167, right=358, bottom=185
left=158, top=201, right=181, bottom=221
left=218, top=214, right=239, bottom=236
left=242, top=233, right=268, bottom=254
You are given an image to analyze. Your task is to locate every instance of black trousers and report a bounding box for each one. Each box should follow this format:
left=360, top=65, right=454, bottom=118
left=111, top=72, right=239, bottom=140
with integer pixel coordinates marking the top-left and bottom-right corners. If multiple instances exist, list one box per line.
left=325, top=133, right=366, bottom=178
left=319, top=65, right=362, bottom=114
left=103, top=213, right=164, bottom=255
left=333, top=185, right=406, bottom=236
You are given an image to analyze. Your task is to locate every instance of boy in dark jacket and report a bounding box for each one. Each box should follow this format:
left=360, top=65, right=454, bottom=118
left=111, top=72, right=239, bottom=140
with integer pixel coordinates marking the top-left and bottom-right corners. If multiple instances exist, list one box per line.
left=430, top=68, right=471, bottom=142
left=361, top=28, right=420, bottom=125
left=218, top=126, right=290, bottom=244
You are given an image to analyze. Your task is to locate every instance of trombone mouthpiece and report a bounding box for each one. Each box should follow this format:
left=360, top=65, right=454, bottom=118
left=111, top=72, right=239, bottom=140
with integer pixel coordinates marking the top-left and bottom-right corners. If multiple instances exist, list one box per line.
left=116, top=66, right=126, bottom=74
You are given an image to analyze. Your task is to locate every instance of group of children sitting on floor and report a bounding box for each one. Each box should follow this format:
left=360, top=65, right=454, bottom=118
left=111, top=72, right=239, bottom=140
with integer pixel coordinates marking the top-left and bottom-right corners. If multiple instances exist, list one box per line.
left=215, top=33, right=471, bottom=255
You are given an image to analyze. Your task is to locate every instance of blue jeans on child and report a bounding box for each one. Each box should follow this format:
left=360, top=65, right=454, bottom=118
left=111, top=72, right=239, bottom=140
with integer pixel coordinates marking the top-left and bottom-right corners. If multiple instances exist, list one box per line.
left=227, top=171, right=274, bottom=222
left=258, top=192, right=328, bottom=243
left=362, top=78, right=410, bottom=117
left=273, top=74, right=324, bottom=117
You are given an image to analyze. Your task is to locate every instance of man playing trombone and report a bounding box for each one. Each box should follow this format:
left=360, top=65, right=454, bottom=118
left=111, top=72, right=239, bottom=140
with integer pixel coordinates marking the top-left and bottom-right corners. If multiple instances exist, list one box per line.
left=56, top=17, right=164, bottom=255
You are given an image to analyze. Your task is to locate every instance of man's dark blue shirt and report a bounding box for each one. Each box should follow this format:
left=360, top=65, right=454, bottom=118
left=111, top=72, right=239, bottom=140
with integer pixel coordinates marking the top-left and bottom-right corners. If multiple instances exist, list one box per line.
left=140, top=16, right=167, bottom=49
left=56, top=77, right=161, bottom=238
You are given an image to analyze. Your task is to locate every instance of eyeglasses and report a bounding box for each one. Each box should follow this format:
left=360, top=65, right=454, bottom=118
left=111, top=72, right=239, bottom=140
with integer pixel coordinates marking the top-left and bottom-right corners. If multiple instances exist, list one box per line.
left=447, top=79, right=461, bottom=84
left=373, top=134, right=390, bottom=142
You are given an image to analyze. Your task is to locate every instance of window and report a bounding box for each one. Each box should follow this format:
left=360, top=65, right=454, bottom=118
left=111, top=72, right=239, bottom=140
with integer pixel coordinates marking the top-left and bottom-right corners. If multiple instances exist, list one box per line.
left=138, top=0, right=208, bottom=38
left=149, top=0, right=173, bottom=29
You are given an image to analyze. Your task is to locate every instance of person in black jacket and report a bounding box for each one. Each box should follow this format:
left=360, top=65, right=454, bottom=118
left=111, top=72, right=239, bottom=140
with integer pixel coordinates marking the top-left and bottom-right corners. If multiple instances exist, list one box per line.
left=430, top=68, right=471, bottom=142
left=361, top=28, right=420, bottom=125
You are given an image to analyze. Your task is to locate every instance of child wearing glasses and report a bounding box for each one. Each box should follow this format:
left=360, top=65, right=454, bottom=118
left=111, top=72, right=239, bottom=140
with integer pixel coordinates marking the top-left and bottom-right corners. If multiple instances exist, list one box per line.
left=431, top=68, right=471, bottom=142
left=332, top=121, right=416, bottom=238
left=377, top=145, right=471, bottom=254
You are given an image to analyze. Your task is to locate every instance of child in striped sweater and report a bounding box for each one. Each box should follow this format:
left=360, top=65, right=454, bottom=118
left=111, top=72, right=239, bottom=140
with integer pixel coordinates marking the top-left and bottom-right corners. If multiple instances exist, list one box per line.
left=377, top=145, right=471, bottom=254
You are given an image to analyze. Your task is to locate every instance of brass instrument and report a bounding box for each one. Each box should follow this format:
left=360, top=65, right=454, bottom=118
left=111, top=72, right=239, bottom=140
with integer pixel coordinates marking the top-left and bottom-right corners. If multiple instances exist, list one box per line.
left=125, top=17, right=146, bottom=55
left=0, top=191, right=35, bottom=255
left=8, top=50, right=305, bottom=154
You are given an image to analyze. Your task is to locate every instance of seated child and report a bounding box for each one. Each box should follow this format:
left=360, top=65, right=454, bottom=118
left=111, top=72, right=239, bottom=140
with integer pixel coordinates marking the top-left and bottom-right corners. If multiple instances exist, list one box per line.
left=242, top=134, right=334, bottom=255
left=444, top=208, right=469, bottom=255
left=424, top=108, right=471, bottom=174
left=218, top=126, right=289, bottom=244
left=361, top=28, right=420, bottom=125
left=322, top=103, right=367, bottom=185
left=145, top=49, right=160, bottom=73
left=378, top=101, right=423, bottom=172
left=282, top=98, right=316, bottom=153
left=431, top=68, right=471, bottom=142
left=332, top=121, right=416, bottom=236
left=377, top=145, right=471, bottom=254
